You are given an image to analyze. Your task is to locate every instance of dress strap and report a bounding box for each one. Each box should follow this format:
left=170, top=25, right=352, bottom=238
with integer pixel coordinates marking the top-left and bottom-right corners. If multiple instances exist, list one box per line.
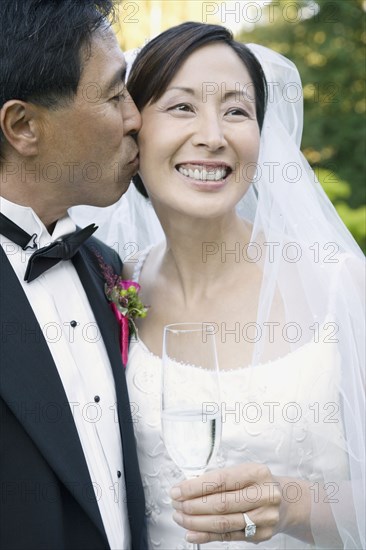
left=131, top=245, right=153, bottom=283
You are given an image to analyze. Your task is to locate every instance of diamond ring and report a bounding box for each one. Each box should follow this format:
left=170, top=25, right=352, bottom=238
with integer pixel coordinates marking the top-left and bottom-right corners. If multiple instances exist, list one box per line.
left=243, top=512, right=256, bottom=538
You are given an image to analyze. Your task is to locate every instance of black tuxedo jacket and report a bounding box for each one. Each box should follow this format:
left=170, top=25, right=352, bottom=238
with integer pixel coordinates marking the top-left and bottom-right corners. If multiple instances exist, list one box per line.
left=0, top=237, right=147, bottom=550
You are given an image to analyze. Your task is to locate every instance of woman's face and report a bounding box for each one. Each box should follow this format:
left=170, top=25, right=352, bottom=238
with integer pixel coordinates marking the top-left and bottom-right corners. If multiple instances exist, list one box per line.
left=137, top=43, right=260, bottom=219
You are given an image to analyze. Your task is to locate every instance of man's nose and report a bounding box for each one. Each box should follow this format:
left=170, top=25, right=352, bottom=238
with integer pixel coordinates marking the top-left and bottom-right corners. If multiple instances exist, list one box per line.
left=123, top=91, right=142, bottom=135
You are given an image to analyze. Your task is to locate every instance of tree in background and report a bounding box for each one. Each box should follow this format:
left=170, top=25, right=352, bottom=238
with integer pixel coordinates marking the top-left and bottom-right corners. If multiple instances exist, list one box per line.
left=239, top=0, right=365, bottom=250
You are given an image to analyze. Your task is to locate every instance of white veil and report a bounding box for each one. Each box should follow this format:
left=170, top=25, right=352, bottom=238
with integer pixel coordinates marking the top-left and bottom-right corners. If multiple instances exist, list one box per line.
left=70, top=44, right=365, bottom=548
left=242, top=45, right=365, bottom=549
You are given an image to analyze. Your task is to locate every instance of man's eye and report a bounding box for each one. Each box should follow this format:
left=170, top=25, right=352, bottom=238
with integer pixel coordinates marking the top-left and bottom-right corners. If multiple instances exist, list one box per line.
left=111, top=86, right=127, bottom=102
left=111, top=92, right=124, bottom=102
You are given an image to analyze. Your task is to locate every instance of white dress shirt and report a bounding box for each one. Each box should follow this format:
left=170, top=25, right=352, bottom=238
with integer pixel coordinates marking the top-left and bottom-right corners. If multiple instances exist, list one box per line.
left=0, top=197, right=130, bottom=550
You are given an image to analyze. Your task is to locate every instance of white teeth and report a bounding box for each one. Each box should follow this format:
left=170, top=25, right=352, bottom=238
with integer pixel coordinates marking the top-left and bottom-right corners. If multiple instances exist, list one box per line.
left=178, top=165, right=228, bottom=182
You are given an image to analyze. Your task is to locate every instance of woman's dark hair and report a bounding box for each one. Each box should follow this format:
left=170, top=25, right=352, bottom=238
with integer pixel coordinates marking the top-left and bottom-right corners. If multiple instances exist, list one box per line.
left=0, top=0, right=116, bottom=156
left=127, top=21, right=267, bottom=198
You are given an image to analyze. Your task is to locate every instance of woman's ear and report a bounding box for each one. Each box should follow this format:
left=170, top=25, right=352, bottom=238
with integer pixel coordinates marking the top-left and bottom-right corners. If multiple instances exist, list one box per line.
left=0, top=100, right=41, bottom=157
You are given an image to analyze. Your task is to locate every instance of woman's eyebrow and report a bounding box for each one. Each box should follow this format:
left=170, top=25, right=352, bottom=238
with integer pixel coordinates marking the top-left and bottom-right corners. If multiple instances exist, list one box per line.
left=165, top=86, right=195, bottom=95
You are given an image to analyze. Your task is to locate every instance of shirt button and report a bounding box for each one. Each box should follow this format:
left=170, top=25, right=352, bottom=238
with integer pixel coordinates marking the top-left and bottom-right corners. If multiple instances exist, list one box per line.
left=117, top=470, right=122, bottom=478
left=94, top=395, right=100, bottom=403
left=70, top=320, right=77, bottom=328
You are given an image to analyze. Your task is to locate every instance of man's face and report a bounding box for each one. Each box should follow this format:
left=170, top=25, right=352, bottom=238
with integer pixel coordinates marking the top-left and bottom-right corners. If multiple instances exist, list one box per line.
left=39, top=26, right=141, bottom=209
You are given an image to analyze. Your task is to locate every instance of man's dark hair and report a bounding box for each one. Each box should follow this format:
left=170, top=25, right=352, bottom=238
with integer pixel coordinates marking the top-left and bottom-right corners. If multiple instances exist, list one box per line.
left=0, top=0, right=116, bottom=155
left=127, top=21, right=268, bottom=198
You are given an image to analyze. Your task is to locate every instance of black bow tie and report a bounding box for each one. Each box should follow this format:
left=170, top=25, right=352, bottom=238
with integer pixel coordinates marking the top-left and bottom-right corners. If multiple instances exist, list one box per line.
left=0, top=213, right=97, bottom=282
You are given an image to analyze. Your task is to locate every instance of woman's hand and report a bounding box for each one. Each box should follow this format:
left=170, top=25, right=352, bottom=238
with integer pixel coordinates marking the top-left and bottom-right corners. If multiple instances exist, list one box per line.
left=170, top=463, right=283, bottom=545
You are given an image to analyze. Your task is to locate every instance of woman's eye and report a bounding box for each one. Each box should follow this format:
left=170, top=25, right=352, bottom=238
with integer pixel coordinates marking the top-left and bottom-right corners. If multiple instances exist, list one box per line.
left=169, top=103, right=194, bottom=112
left=226, top=108, right=249, bottom=117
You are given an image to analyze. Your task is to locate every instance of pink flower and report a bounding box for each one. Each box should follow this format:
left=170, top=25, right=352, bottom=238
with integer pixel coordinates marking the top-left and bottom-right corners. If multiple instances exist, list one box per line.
left=95, top=252, right=148, bottom=368
left=118, top=280, right=141, bottom=291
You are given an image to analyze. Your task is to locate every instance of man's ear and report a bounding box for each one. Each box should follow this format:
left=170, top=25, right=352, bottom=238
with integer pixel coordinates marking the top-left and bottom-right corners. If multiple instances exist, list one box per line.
left=0, top=100, right=42, bottom=157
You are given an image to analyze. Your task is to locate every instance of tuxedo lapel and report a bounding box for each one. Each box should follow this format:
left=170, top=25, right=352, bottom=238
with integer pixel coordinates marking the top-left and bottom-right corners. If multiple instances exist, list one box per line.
left=0, top=248, right=108, bottom=545
left=74, top=245, right=146, bottom=550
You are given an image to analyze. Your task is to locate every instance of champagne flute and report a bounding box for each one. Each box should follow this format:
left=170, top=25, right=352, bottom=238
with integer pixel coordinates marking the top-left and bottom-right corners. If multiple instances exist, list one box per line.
left=161, top=323, right=222, bottom=550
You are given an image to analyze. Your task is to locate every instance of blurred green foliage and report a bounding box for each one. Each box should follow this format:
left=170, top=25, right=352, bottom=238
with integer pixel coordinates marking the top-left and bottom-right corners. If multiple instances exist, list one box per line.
left=239, top=0, right=366, bottom=250
left=315, top=168, right=366, bottom=249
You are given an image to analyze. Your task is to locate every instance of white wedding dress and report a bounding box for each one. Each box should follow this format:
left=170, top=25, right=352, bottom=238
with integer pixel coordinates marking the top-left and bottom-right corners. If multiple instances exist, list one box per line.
left=126, top=252, right=349, bottom=550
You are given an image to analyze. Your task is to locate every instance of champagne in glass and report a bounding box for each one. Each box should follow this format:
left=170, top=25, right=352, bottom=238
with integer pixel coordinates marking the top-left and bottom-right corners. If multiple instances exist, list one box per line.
left=162, top=323, right=222, bottom=549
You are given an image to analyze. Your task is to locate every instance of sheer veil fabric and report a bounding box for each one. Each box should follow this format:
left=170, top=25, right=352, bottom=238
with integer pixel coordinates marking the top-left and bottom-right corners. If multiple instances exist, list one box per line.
left=70, top=44, right=365, bottom=548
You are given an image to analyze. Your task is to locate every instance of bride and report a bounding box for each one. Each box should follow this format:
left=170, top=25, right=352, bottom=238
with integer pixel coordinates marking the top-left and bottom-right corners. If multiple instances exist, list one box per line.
left=72, top=22, right=365, bottom=549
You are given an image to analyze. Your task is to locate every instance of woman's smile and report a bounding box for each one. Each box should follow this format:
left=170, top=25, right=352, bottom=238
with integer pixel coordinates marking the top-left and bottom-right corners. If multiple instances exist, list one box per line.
left=175, top=161, right=232, bottom=191
left=176, top=161, right=232, bottom=182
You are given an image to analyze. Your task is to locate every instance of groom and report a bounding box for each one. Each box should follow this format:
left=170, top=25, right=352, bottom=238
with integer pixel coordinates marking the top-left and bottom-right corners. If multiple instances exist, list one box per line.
left=0, top=1, right=146, bottom=549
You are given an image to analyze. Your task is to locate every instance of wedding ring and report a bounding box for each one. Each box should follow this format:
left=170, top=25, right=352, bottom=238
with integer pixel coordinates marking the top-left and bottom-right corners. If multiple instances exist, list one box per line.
left=243, top=512, right=256, bottom=538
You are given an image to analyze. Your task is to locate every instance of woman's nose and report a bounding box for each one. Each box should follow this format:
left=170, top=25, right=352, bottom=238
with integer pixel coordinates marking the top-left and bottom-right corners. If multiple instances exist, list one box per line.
left=191, top=114, right=227, bottom=151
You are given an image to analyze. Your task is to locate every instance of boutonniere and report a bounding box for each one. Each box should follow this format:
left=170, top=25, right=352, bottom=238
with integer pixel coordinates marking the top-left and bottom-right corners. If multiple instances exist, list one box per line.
left=96, top=253, right=148, bottom=367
